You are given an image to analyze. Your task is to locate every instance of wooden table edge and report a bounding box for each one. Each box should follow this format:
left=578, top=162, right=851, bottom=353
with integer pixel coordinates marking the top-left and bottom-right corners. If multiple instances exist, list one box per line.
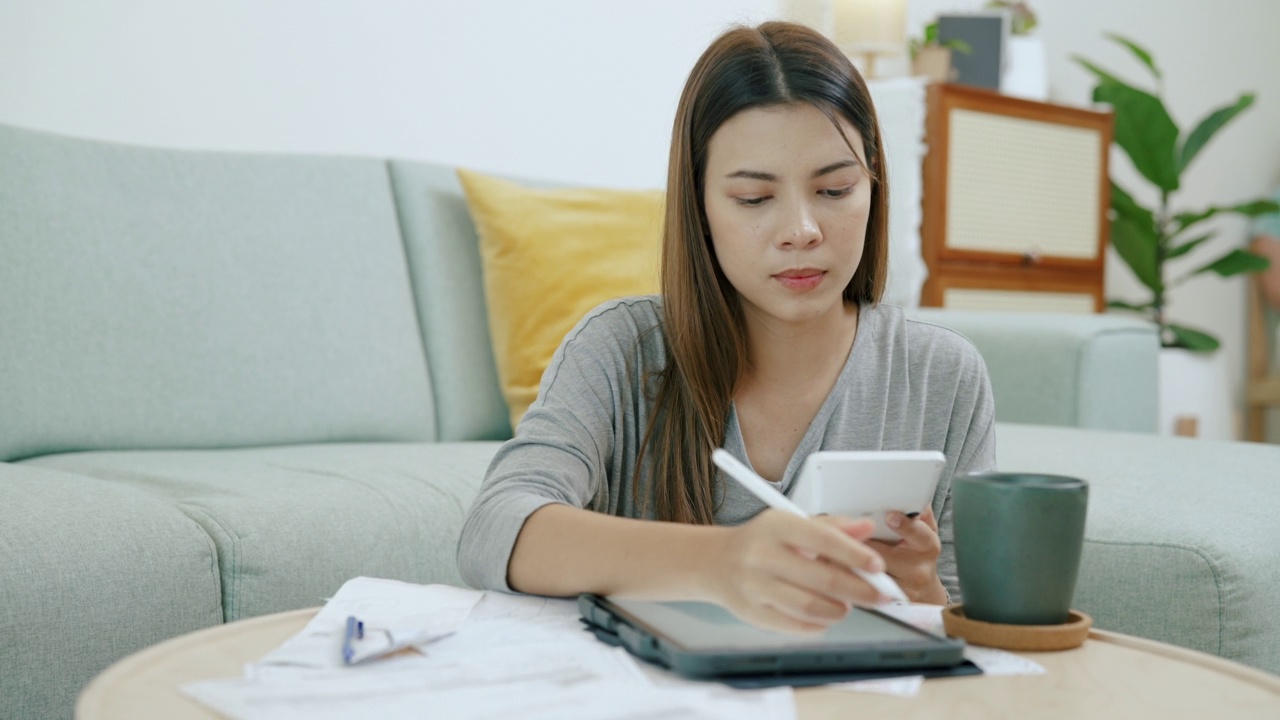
left=76, top=608, right=1280, bottom=717
left=75, top=608, right=319, bottom=717
left=1085, top=628, right=1280, bottom=693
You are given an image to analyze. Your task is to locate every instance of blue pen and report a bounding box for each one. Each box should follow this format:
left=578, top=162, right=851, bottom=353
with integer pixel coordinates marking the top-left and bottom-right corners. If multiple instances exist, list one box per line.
left=341, top=615, right=364, bottom=665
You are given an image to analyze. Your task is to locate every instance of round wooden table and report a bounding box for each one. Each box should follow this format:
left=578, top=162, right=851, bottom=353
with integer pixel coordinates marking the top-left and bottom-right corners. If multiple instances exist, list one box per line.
left=77, top=608, right=1280, bottom=719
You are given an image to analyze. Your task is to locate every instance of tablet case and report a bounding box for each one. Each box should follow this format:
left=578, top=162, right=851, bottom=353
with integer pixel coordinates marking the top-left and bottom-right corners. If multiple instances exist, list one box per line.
left=578, top=594, right=979, bottom=688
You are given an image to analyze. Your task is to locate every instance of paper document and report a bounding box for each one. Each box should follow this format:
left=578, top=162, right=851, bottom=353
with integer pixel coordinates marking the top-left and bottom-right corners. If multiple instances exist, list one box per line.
left=961, top=646, right=1047, bottom=676
left=254, top=577, right=482, bottom=671
left=185, top=576, right=796, bottom=720
left=464, top=589, right=580, bottom=622
left=878, top=604, right=1047, bottom=677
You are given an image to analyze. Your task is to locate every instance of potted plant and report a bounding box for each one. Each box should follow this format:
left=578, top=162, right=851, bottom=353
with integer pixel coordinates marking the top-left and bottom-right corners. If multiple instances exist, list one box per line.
left=988, top=1, right=1046, bottom=100
left=909, top=20, right=971, bottom=83
left=988, top=0, right=1037, bottom=35
left=1074, top=34, right=1278, bottom=352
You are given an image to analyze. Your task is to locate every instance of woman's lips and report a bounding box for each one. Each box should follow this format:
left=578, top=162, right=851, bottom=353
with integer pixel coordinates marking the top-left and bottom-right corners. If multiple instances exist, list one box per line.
left=773, top=269, right=825, bottom=291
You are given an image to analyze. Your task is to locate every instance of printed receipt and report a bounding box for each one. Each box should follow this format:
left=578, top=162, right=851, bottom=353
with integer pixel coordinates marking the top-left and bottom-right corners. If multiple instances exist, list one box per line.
left=827, top=603, right=1048, bottom=698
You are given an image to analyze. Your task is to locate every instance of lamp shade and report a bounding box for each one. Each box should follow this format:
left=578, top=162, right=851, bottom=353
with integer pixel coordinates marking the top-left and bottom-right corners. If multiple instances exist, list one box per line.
left=833, top=0, right=907, bottom=54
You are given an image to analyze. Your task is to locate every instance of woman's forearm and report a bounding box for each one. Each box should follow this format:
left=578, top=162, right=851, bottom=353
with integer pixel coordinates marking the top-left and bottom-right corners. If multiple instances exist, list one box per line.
left=506, top=503, right=728, bottom=600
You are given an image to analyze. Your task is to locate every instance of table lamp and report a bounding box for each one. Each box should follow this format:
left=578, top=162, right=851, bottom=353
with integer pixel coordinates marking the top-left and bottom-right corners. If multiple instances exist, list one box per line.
left=833, top=0, right=907, bottom=79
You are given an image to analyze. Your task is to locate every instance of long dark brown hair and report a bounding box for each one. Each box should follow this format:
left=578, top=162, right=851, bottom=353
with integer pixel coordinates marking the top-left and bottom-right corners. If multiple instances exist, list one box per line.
left=636, top=21, right=890, bottom=524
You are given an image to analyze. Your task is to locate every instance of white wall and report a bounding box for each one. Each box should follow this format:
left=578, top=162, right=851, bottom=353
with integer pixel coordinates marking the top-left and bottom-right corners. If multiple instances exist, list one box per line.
left=3, top=0, right=1278, bottom=439
left=0, top=0, right=774, bottom=188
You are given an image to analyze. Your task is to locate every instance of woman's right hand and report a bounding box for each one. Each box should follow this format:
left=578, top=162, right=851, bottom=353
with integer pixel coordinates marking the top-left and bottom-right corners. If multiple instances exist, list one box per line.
left=705, top=511, right=887, bottom=633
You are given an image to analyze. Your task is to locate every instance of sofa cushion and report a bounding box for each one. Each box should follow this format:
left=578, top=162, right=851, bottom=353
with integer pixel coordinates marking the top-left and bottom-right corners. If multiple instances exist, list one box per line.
left=0, top=463, right=222, bottom=720
left=457, top=168, right=663, bottom=429
left=24, top=442, right=500, bottom=622
left=995, top=423, right=1280, bottom=674
left=0, top=123, right=436, bottom=462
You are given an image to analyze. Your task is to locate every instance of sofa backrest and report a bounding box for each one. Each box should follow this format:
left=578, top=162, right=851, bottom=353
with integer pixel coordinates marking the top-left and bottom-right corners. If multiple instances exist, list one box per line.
left=911, top=308, right=1158, bottom=432
left=386, top=160, right=512, bottom=442
left=0, top=123, right=437, bottom=461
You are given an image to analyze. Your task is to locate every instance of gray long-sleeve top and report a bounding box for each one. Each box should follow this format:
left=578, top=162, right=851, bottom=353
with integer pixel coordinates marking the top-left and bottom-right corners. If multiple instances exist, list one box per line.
left=457, top=296, right=997, bottom=599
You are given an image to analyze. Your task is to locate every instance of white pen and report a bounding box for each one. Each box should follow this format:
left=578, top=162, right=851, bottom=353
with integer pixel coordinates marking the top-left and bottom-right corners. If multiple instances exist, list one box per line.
left=711, top=449, right=910, bottom=605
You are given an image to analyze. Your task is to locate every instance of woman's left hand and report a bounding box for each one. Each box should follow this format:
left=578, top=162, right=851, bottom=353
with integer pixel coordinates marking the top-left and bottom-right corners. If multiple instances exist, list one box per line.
left=866, top=507, right=948, bottom=605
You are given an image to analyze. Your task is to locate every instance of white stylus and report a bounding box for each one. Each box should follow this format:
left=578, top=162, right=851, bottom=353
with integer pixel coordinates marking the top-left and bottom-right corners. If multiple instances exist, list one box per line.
left=711, top=449, right=910, bottom=605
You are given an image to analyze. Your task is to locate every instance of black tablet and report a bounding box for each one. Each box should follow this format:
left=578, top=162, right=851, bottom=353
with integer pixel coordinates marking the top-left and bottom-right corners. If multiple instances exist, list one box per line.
left=579, top=595, right=970, bottom=684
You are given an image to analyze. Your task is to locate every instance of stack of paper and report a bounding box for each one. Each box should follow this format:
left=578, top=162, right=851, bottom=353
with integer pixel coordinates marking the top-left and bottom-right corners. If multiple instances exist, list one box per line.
left=183, top=578, right=1047, bottom=715
left=182, top=577, right=796, bottom=720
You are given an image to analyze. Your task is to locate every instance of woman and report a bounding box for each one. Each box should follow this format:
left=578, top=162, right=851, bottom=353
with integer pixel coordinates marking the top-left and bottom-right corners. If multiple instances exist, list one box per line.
left=457, top=21, right=995, bottom=633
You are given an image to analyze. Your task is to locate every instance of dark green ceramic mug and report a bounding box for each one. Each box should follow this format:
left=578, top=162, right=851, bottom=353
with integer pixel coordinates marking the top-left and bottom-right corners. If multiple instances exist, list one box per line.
left=952, top=472, right=1089, bottom=625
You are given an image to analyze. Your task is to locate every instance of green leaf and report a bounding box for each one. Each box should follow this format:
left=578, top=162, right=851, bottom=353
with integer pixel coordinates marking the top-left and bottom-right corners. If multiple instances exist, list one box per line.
left=1232, top=199, right=1280, bottom=216
left=1177, top=94, right=1255, bottom=175
left=1106, top=33, right=1162, bottom=81
left=1072, top=56, right=1126, bottom=87
left=1175, top=208, right=1217, bottom=231
left=1110, top=181, right=1155, bottom=225
left=1165, top=323, right=1220, bottom=352
left=1175, top=199, right=1280, bottom=233
left=1110, top=212, right=1162, bottom=292
left=1192, top=249, right=1271, bottom=278
left=1166, top=232, right=1214, bottom=260
left=1107, top=299, right=1155, bottom=312
left=1093, top=79, right=1181, bottom=192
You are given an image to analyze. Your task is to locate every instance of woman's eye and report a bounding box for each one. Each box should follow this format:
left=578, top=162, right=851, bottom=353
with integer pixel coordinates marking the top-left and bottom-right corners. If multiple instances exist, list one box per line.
left=821, top=185, right=855, bottom=199
left=735, top=196, right=769, bottom=207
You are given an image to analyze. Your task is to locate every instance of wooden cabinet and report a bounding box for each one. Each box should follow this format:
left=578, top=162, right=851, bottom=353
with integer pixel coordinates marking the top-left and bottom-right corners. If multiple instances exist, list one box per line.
left=920, top=83, right=1113, bottom=312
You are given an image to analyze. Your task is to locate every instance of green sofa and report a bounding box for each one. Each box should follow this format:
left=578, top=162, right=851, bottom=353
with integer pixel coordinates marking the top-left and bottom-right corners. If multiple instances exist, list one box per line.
left=2, top=122, right=1277, bottom=720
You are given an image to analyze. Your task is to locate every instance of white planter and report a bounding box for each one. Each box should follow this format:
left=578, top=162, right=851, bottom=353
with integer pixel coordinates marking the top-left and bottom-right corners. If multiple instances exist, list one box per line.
left=1001, top=35, right=1048, bottom=102
left=1158, top=348, right=1234, bottom=440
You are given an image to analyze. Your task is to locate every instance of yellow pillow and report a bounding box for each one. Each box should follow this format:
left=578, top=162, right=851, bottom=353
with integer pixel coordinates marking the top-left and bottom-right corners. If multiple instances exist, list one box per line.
left=457, top=168, right=663, bottom=429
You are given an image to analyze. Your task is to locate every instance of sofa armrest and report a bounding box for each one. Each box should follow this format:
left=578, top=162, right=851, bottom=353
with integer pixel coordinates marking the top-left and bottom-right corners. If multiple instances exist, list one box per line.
left=909, top=309, right=1158, bottom=432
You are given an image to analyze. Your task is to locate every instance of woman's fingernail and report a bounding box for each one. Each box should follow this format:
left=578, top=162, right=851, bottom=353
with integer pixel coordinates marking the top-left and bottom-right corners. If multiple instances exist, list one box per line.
left=887, top=513, right=902, bottom=528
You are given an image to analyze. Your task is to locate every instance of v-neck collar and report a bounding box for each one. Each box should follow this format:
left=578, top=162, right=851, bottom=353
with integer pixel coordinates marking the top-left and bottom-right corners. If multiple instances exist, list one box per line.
left=726, top=303, right=872, bottom=493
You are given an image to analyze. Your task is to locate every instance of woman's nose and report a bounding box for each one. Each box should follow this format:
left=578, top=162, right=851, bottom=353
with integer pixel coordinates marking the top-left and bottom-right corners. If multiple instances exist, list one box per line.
left=777, top=198, right=822, bottom=249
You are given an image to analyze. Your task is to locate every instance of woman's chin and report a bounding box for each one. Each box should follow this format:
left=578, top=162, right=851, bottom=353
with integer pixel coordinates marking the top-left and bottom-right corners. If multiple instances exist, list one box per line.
left=745, top=293, right=848, bottom=328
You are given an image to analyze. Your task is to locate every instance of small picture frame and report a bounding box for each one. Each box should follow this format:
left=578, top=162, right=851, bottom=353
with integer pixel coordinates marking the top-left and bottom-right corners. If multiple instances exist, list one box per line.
left=937, top=12, right=1010, bottom=91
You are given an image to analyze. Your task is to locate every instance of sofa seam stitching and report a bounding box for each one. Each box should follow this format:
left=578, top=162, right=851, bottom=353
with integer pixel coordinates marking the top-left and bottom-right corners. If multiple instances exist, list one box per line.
left=1084, top=537, right=1226, bottom=654
left=1071, top=334, right=1087, bottom=427
left=178, top=504, right=243, bottom=623
left=382, top=160, right=440, bottom=442
left=190, top=513, right=224, bottom=624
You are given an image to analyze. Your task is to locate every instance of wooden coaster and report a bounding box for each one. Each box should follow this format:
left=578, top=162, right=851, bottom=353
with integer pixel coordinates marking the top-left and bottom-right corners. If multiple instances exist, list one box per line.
left=942, top=605, right=1092, bottom=651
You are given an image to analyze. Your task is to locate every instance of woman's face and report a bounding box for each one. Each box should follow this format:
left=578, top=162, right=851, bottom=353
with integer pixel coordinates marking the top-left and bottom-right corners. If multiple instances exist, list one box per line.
left=702, top=102, right=872, bottom=328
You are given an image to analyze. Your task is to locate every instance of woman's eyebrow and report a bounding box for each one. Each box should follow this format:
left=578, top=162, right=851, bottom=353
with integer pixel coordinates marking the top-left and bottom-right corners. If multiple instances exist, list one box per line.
left=811, top=159, right=859, bottom=178
left=724, top=159, right=859, bottom=182
left=725, top=169, right=777, bottom=181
